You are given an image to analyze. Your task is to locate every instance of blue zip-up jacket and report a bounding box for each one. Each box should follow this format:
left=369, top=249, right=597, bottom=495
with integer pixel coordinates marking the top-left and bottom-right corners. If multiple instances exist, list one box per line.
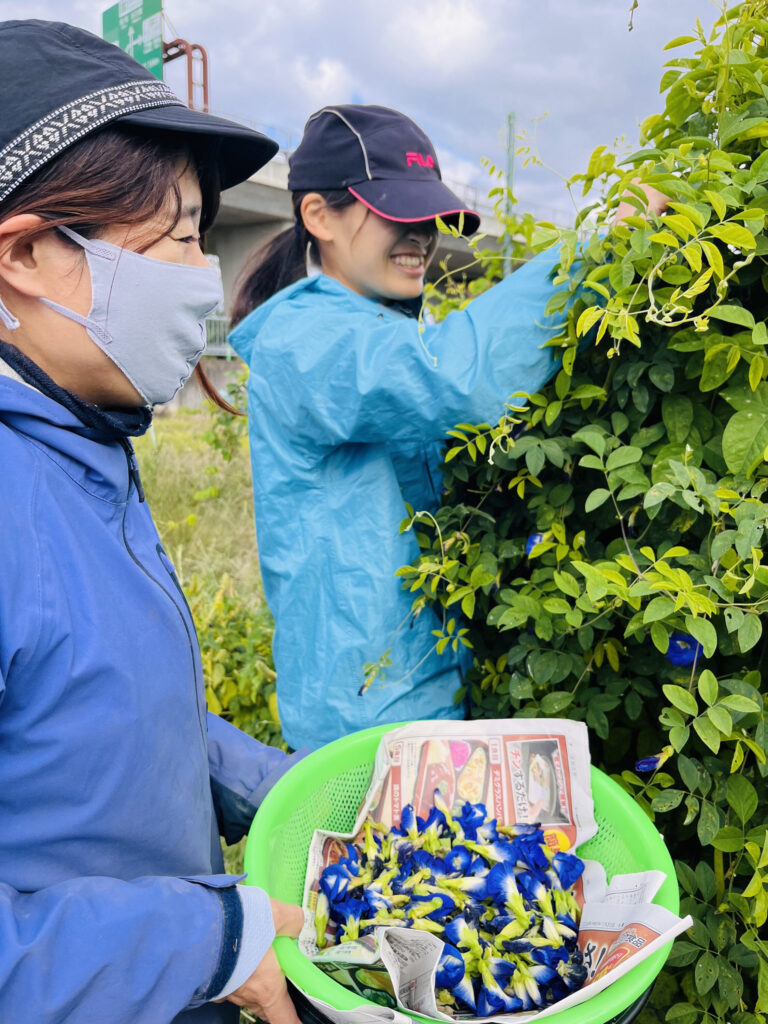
left=0, top=370, right=302, bottom=1023
left=229, top=256, right=561, bottom=751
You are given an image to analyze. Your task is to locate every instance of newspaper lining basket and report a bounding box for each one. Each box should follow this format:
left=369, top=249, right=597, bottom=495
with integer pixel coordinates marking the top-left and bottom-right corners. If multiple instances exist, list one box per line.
left=244, top=723, right=680, bottom=1024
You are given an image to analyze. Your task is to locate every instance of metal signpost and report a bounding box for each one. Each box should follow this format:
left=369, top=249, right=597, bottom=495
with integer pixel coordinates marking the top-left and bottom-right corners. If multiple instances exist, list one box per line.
left=102, top=0, right=163, bottom=79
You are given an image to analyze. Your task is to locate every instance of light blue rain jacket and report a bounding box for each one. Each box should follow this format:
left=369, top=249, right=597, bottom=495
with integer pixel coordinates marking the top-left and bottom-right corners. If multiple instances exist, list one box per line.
left=0, top=373, right=303, bottom=1023
left=230, top=257, right=561, bottom=751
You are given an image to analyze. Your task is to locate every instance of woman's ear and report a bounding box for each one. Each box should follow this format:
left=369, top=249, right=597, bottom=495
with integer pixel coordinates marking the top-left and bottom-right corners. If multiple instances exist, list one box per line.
left=0, top=214, right=50, bottom=297
left=299, top=193, right=334, bottom=243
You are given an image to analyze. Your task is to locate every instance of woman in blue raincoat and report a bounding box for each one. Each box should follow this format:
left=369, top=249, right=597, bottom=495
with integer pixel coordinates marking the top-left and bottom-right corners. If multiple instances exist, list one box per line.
left=0, top=20, right=304, bottom=1024
left=229, top=105, right=565, bottom=752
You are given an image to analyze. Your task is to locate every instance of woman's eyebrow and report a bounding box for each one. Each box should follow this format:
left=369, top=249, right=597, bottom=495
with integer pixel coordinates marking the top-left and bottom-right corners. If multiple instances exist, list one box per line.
left=182, top=203, right=202, bottom=222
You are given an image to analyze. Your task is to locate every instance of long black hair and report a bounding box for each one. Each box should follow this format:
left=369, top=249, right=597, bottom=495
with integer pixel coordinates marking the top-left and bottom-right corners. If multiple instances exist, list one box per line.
left=230, top=188, right=356, bottom=325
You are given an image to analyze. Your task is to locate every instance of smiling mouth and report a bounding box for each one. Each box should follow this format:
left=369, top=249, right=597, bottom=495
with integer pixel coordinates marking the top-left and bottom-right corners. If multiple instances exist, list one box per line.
left=391, top=254, right=425, bottom=268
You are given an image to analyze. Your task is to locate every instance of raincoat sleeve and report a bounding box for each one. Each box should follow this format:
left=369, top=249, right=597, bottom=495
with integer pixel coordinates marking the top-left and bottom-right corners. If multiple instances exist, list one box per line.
left=207, top=711, right=308, bottom=844
left=262, top=254, right=563, bottom=446
left=0, top=852, right=274, bottom=1022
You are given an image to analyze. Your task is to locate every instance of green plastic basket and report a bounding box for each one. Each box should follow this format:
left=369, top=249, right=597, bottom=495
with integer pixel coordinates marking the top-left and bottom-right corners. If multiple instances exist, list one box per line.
left=245, top=723, right=680, bottom=1023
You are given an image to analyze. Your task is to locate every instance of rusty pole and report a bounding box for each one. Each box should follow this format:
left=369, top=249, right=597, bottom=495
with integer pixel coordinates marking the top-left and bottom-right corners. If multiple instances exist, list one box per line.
left=162, top=38, right=209, bottom=112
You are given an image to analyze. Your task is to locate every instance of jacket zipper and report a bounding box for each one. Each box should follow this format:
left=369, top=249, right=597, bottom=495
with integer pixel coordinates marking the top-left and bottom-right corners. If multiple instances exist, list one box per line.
left=118, top=439, right=207, bottom=744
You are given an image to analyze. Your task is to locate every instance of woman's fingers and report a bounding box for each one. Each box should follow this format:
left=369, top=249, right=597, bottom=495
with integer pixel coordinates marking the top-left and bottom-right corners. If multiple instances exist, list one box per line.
left=225, top=947, right=302, bottom=1024
left=270, top=898, right=304, bottom=938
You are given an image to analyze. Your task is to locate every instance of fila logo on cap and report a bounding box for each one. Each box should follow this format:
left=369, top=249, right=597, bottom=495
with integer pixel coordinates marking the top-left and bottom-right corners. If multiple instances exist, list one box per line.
left=406, top=151, right=434, bottom=169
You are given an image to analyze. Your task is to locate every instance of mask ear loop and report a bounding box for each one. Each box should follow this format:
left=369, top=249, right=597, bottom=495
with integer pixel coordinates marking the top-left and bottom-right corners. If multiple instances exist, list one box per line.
left=0, top=297, right=19, bottom=330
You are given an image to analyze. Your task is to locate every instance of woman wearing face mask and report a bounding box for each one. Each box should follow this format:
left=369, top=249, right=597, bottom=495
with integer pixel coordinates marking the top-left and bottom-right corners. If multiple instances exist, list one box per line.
left=0, top=20, right=304, bottom=1024
left=229, top=105, right=564, bottom=753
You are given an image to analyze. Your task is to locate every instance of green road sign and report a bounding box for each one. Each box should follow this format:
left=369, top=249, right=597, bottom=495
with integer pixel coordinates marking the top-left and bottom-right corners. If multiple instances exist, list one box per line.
left=102, top=0, right=163, bottom=79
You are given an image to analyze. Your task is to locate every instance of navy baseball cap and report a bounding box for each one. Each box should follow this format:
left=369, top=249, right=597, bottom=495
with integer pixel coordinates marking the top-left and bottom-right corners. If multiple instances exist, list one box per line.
left=0, top=20, right=278, bottom=205
left=288, top=105, right=481, bottom=236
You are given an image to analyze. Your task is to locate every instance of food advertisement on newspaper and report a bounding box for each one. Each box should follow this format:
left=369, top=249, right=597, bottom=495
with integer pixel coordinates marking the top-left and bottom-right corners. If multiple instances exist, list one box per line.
left=297, top=720, right=692, bottom=1023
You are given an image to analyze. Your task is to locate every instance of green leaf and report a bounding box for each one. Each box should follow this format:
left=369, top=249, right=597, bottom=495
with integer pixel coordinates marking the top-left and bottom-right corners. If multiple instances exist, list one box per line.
left=677, top=754, right=703, bottom=793
left=662, top=684, right=698, bottom=717
left=662, top=394, right=694, bottom=444
left=652, top=788, right=684, bottom=812
left=605, top=445, right=642, bottom=471
left=720, top=693, right=761, bottom=713
left=645, top=482, right=676, bottom=509
left=649, top=362, right=676, bottom=392
left=707, top=304, right=756, bottom=328
left=697, top=799, right=721, bottom=844
left=693, top=716, right=721, bottom=754
left=644, top=596, right=675, bottom=623
left=576, top=306, right=604, bottom=337
left=651, top=620, right=669, bottom=653
left=573, top=426, right=606, bottom=456
left=706, top=704, right=732, bottom=735
left=738, top=614, right=762, bottom=653
left=684, top=615, right=718, bottom=659
left=584, top=488, right=611, bottom=513
left=704, top=189, right=726, bottom=221
left=553, top=569, right=580, bottom=598
left=695, top=952, right=720, bottom=994
left=722, top=408, right=768, bottom=477
left=727, top=775, right=758, bottom=825
left=663, top=34, right=697, bottom=49
left=697, top=669, right=718, bottom=706
left=709, top=222, right=757, bottom=250
left=675, top=860, right=698, bottom=895
left=540, top=691, right=575, bottom=715
left=711, top=825, right=746, bottom=852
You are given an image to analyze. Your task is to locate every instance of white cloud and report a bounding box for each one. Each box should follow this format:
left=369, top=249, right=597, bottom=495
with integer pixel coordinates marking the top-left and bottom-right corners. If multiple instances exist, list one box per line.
left=383, top=0, right=491, bottom=75
left=290, top=56, right=354, bottom=109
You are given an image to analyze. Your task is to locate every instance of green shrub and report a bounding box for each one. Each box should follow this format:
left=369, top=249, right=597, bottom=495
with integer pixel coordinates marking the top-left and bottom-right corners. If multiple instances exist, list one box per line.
left=186, top=574, right=285, bottom=751
left=401, top=6, right=768, bottom=1022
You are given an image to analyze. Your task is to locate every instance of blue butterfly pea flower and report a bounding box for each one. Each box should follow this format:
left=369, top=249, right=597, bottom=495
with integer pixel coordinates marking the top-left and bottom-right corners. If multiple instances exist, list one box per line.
left=634, top=755, right=661, bottom=773
left=455, top=800, right=488, bottom=841
left=408, top=891, right=457, bottom=921
left=435, top=943, right=465, bottom=989
left=444, top=844, right=472, bottom=874
left=335, top=896, right=370, bottom=942
left=319, top=862, right=356, bottom=904
left=450, top=973, right=478, bottom=1013
left=552, top=851, right=585, bottom=890
left=486, top=861, right=521, bottom=908
left=666, top=633, right=703, bottom=666
left=516, top=868, right=549, bottom=903
left=526, top=532, right=545, bottom=556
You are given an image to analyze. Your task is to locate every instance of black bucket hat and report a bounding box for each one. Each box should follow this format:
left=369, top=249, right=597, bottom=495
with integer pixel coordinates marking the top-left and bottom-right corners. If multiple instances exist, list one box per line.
left=288, top=104, right=481, bottom=235
left=0, top=19, right=278, bottom=205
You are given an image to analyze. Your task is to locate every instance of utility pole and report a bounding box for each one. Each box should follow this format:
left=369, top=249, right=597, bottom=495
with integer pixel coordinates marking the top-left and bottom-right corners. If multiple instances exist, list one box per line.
left=502, top=111, right=516, bottom=277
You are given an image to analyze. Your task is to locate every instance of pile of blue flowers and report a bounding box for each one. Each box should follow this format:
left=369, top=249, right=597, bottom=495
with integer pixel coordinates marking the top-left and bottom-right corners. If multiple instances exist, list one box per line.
left=315, top=794, right=588, bottom=1017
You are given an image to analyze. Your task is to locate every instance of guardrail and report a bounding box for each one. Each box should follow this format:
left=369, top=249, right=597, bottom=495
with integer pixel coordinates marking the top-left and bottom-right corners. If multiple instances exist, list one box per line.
left=205, top=315, right=238, bottom=359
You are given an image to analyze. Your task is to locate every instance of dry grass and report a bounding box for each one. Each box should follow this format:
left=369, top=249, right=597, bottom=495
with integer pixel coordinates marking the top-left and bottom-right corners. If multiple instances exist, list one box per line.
left=133, top=407, right=264, bottom=607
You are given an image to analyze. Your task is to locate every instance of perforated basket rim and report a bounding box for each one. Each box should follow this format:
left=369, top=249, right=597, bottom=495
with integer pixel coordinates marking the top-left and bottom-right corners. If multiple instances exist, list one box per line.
left=245, top=723, right=680, bottom=1024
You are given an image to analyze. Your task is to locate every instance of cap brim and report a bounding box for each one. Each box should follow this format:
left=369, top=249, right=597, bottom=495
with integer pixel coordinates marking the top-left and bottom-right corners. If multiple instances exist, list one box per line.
left=116, top=104, right=278, bottom=191
left=349, top=179, right=481, bottom=236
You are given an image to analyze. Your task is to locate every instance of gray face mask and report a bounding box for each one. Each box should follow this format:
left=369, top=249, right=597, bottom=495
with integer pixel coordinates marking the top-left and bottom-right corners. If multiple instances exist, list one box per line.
left=28, top=225, right=223, bottom=406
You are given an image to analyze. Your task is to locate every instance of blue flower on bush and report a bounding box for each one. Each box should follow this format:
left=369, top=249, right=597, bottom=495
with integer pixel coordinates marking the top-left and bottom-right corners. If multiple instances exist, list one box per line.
left=525, top=532, right=545, bottom=556
left=634, top=755, right=661, bottom=773
left=665, top=633, right=703, bottom=667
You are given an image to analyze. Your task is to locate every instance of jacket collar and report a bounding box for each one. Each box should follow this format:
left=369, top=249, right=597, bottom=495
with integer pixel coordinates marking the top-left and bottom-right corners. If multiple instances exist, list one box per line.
left=0, top=339, right=151, bottom=442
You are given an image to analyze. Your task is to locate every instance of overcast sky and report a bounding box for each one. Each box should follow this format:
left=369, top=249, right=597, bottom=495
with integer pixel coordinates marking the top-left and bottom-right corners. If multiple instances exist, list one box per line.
left=12, top=1, right=718, bottom=222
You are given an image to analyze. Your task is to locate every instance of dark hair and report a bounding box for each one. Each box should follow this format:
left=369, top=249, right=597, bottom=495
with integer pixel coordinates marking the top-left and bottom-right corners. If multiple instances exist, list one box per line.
left=0, top=124, right=235, bottom=412
left=230, top=189, right=356, bottom=326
